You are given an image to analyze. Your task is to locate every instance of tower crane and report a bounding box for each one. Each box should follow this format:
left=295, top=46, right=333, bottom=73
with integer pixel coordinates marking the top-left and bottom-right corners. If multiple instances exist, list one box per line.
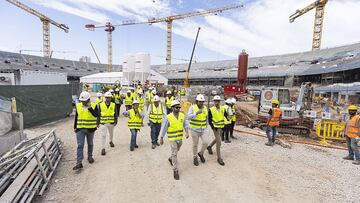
left=6, top=0, right=69, bottom=58
left=289, top=0, right=328, bottom=51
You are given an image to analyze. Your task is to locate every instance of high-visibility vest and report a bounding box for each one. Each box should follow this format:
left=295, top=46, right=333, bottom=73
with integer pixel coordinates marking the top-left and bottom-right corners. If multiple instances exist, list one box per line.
left=210, top=106, right=225, bottom=129
left=146, top=91, right=154, bottom=104
left=135, top=95, right=145, bottom=110
left=100, top=102, right=115, bottom=124
left=167, top=112, right=185, bottom=141
left=348, top=115, right=360, bottom=138
left=128, top=109, right=142, bottom=129
left=179, top=89, right=186, bottom=96
left=149, top=104, right=163, bottom=123
left=189, top=105, right=207, bottom=129
left=269, top=108, right=282, bottom=127
left=76, top=102, right=97, bottom=129
left=223, top=105, right=232, bottom=125
left=232, top=106, right=237, bottom=122
left=95, top=97, right=103, bottom=104
left=114, top=94, right=121, bottom=104
left=165, top=96, right=174, bottom=109
left=125, top=95, right=133, bottom=105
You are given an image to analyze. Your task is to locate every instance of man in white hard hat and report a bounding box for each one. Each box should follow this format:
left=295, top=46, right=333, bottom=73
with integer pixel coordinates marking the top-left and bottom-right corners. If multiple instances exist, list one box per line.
left=147, top=95, right=166, bottom=149
left=160, top=100, right=189, bottom=180
left=96, top=92, right=103, bottom=104
left=207, top=96, right=226, bottom=166
left=135, top=90, right=145, bottom=112
left=99, top=91, right=118, bottom=156
left=124, top=90, right=134, bottom=111
left=73, top=91, right=99, bottom=170
left=145, top=87, right=154, bottom=110
left=165, top=90, right=174, bottom=114
left=222, top=98, right=234, bottom=143
left=187, top=94, right=208, bottom=166
left=124, top=100, right=144, bottom=151
left=230, top=98, right=238, bottom=140
left=113, top=88, right=122, bottom=114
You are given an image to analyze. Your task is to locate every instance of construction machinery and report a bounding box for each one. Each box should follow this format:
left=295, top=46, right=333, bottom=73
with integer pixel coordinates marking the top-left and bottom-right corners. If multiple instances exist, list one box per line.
left=253, top=82, right=314, bottom=136
left=6, top=0, right=69, bottom=58
left=183, top=27, right=201, bottom=88
left=289, top=0, right=328, bottom=50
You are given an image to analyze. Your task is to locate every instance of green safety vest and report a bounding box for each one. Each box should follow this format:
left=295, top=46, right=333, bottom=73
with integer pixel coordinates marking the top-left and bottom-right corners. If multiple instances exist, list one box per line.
left=149, top=104, right=163, bottom=123
left=189, top=105, right=207, bottom=129
left=114, top=94, right=121, bottom=104
left=125, top=95, right=133, bottom=106
left=128, top=109, right=142, bottom=129
left=223, top=105, right=232, bottom=125
left=210, top=106, right=225, bottom=129
left=96, top=97, right=103, bottom=104
left=135, top=95, right=145, bottom=110
left=76, top=102, right=97, bottom=129
left=165, top=96, right=174, bottom=109
left=100, top=102, right=115, bottom=124
left=167, top=112, right=185, bottom=141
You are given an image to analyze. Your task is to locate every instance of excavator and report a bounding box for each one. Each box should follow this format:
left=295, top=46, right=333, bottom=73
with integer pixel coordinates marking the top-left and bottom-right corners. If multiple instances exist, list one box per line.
left=251, top=82, right=314, bottom=136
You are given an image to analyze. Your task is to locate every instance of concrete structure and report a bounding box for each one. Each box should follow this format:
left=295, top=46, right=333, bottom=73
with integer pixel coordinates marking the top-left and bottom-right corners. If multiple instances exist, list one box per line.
left=314, top=82, right=360, bottom=104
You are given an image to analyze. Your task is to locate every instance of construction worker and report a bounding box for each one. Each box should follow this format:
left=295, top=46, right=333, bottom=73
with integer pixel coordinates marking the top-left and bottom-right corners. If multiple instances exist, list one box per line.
left=73, top=91, right=99, bottom=170
left=135, top=90, right=145, bottom=112
left=165, top=91, right=174, bottom=114
left=147, top=95, right=166, bottom=149
left=124, top=100, right=143, bottom=151
left=160, top=100, right=189, bottom=180
left=130, top=87, right=136, bottom=98
left=95, top=92, right=103, bottom=104
left=113, top=88, right=122, bottom=114
left=187, top=94, right=208, bottom=166
left=222, top=99, right=233, bottom=143
left=207, top=96, right=226, bottom=166
left=99, top=92, right=118, bottom=156
left=229, top=98, right=237, bottom=140
left=124, top=90, right=134, bottom=111
left=343, top=105, right=360, bottom=165
left=265, top=99, right=282, bottom=146
left=146, top=87, right=154, bottom=110
left=178, top=88, right=186, bottom=97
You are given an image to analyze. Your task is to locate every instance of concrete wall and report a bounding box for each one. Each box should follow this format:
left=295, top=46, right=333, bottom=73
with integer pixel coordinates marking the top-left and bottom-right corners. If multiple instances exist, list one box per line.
left=0, top=112, right=25, bottom=155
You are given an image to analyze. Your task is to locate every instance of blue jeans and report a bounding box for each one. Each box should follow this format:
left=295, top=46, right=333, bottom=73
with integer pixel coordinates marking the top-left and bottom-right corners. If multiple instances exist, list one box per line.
left=150, top=122, right=161, bottom=144
left=346, top=136, right=354, bottom=158
left=350, top=138, right=360, bottom=161
left=76, top=129, right=94, bottom=164
left=130, top=129, right=138, bottom=147
left=266, top=126, right=277, bottom=143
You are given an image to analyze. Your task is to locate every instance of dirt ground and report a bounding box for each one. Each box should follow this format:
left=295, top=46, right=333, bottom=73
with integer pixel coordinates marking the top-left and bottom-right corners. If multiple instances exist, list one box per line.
left=29, top=107, right=360, bottom=203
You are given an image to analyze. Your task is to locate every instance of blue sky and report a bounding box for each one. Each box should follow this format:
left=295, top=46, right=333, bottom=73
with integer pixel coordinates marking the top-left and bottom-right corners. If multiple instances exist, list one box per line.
left=0, top=0, right=360, bottom=65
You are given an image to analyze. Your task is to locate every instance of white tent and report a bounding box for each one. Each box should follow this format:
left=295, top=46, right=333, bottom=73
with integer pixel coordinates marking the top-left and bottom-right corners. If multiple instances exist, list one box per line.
left=80, top=72, right=129, bottom=85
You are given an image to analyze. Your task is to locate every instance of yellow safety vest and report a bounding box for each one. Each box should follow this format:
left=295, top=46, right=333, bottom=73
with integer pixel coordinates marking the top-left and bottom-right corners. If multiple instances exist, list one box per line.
left=113, top=94, right=121, bottom=104
left=149, top=104, right=163, bottom=123
left=210, top=106, right=225, bottom=129
left=128, top=109, right=142, bottom=129
left=95, top=97, right=103, bottom=104
left=125, top=95, right=133, bottom=106
left=189, top=105, right=207, bottom=129
left=100, top=102, right=115, bottom=124
left=76, top=102, right=97, bottom=129
left=348, top=115, right=360, bottom=138
left=167, top=112, right=185, bottom=141
left=179, top=89, right=186, bottom=96
left=223, top=105, right=232, bottom=125
left=232, top=106, right=237, bottom=122
left=135, top=95, right=145, bottom=110
left=165, top=96, right=174, bottom=109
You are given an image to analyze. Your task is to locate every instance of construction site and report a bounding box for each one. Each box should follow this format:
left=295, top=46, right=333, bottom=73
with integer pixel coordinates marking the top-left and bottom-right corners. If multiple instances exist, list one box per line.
left=0, top=0, right=360, bottom=202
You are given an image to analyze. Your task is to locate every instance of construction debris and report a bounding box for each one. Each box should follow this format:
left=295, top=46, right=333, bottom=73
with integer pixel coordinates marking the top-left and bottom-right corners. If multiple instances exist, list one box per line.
left=0, top=129, right=62, bottom=203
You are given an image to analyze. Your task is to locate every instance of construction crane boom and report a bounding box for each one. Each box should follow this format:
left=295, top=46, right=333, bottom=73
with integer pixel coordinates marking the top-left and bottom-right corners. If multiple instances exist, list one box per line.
left=289, top=0, right=328, bottom=50
left=6, top=0, right=69, bottom=57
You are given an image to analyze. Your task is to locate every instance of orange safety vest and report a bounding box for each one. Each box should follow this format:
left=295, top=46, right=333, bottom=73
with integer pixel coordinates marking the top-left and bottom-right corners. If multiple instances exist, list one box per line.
left=269, top=108, right=281, bottom=127
left=348, top=115, right=360, bottom=138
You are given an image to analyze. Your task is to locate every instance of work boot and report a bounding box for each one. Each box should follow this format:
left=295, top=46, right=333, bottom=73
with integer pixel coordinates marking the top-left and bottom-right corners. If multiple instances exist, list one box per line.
left=193, top=157, right=199, bottom=166
left=130, top=146, right=135, bottom=151
left=343, top=156, right=354, bottom=161
left=109, top=142, right=115, bottom=148
left=156, top=142, right=160, bottom=146
left=225, top=140, right=231, bottom=143
left=101, top=149, right=106, bottom=156
left=152, top=144, right=156, bottom=149
left=173, top=171, right=180, bottom=180
left=168, top=158, right=173, bottom=166
left=207, top=146, right=213, bottom=155
left=353, top=160, right=360, bottom=165
left=72, top=163, right=83, bottom=170
left=135, top=145, right=139, bottom=148
left=230, top=135, right=237, bottom=140
left=217, top=158, right=225, bottom=166
left=87, top=157, right=95, bottom=164
left=198, top=152, right=205, bottom=163
left=265, top=142, right=272, bottom=146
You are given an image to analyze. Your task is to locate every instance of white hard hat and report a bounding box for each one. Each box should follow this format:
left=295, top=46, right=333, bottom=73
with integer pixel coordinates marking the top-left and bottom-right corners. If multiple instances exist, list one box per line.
left=137, top=90, right=143, bottom=94
left=104, top=92, right=112, bottom=98
left=96, top=92, right=102, bottom=97
left=132, top=100, right=139, bottom=105
left=109, top=89, right=114, bottom=93
left=154, top=95, right=160, bottom=102
left=149, top=87, right=153, bottom=90
left=166, top=91, right=172, bottom=95
left=231, top=98, right=236, bottom=104
left=171, top=100, right=181, bottom=107
left=115, top=88, right=120, bottom=92
left=196, top=94, right=205, bottom=102
left=79, top=91, right=91, bottom=101
left=213, top=95, right=221, bottom=101
left=152, top=90, right=156, bottom=94
left=127, top=90, right=131, bottom=93
left=225, top=99, right=232, bottom=104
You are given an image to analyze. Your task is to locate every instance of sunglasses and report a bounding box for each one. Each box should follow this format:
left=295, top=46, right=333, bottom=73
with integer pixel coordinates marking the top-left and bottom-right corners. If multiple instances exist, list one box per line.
left=174, top=106, right=181, bottom=109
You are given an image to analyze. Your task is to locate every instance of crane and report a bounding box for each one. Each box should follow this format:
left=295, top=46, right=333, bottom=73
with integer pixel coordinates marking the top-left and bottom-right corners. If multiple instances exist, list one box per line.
left=6, top=0, right=69, bottom=58
left=289, top=0, right=328, bottom=51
